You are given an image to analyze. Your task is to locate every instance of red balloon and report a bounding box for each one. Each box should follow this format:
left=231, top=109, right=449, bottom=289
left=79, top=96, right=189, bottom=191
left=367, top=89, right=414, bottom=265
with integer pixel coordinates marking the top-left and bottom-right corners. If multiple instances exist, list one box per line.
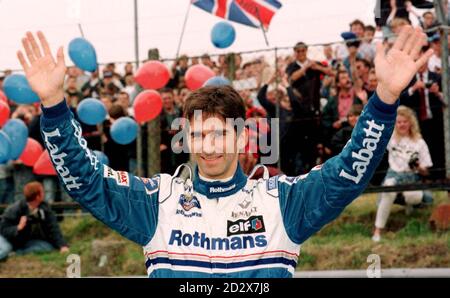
left=19, top=138, right=44, bottom=167
left=133, top=90, right=163, bottom=124
left=0, top=90, right=7, bottom=103
left=0, top=101, right=10, bottom=127
left=33, top=150, right=57, bottom=176
left=185, top=65, right=215, bottom=91
left=134, top=61, right=170, bottom=90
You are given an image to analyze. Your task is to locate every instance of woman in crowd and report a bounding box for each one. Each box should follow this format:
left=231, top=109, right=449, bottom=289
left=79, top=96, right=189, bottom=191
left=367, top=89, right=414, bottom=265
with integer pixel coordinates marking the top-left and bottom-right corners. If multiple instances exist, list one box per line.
left=372, top=105, right=433, bottom=242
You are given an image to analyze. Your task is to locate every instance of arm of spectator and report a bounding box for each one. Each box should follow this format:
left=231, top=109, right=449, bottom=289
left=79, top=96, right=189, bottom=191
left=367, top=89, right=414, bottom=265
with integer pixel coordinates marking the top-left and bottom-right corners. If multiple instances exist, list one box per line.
left=43, top=205, right=68, bottom=249
left=0, top=206, right=22, bottom=239
left=311, top=62, right=333, bottom=76
left=256, top=84, right=275, bottom=113
left=286, top=86, right=302, bottom=114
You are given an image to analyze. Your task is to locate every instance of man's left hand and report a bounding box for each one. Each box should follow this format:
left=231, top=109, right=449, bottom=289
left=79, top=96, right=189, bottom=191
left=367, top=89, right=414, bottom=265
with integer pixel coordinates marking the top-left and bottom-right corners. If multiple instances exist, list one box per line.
left=375, top=26, right=434, bottom=105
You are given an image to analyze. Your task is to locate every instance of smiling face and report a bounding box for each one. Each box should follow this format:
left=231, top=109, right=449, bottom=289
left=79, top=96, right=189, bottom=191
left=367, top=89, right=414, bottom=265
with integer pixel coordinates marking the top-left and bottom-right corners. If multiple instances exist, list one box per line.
left=395, top=115, right=412, bottom=137
left=188, top=114, right=245, bottom=179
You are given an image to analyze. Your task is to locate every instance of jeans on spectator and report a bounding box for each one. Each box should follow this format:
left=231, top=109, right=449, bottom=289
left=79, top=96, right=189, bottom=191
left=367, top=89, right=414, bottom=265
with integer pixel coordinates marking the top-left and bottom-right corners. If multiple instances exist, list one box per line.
left=375, top=170, right=430, bottom=229
left=15, top=240, right=55, bottom=255
left=0, top=177, right=15, bottom=204
left=0, top=235, right=13, bottom=261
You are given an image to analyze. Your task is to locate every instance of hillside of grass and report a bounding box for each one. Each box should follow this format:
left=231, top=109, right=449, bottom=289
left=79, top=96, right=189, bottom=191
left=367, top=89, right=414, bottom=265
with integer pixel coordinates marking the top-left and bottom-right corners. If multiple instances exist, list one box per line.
left=0, top=191, right=448, bottom=277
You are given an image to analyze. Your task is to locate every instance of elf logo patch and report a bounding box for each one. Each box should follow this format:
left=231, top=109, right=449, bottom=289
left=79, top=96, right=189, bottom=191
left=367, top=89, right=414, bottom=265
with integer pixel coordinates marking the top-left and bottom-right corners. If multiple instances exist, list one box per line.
left=227, top=216, right=266, bottom=236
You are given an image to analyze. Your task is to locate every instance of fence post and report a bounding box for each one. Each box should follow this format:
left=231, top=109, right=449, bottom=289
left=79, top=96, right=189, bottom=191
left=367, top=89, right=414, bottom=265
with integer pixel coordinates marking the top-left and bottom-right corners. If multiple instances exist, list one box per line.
left=434, top=0, right=450, bottom=179
left=274, top=47, right=281, bottom=170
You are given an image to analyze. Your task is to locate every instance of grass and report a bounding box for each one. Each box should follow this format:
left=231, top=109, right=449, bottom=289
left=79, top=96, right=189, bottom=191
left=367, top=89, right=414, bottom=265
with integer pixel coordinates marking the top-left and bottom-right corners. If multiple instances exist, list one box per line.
left=0, top=191, right=448, bottom=277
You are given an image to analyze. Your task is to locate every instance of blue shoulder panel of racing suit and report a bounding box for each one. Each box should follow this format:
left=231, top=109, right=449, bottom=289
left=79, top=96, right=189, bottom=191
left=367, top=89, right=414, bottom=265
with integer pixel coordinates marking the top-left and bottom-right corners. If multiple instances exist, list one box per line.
left=40, top=99, right=159, bottom=246
left=277, top=92, right=398, bottom=244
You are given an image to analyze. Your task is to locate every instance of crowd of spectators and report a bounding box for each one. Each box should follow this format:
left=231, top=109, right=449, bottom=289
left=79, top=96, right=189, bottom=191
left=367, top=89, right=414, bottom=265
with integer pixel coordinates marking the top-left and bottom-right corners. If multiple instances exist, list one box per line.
left=0, top=2, right=448, bottom=209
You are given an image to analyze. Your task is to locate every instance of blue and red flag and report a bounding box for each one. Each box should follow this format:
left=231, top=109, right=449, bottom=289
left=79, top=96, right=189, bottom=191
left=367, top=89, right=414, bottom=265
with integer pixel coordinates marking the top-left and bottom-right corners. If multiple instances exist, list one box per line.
left=192, top=0, right=282, bottom=29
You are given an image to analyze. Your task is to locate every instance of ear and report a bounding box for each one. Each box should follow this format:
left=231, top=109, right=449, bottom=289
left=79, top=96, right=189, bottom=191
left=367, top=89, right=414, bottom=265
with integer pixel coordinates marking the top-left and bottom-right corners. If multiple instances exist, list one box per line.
left=237, top=127, right=248, bottom=154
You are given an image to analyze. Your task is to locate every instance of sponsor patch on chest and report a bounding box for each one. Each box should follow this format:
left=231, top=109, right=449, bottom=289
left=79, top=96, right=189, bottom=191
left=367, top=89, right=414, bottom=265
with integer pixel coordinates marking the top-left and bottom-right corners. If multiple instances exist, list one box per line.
left=176, top=194, right=202, bottom=218
left=227, top=215, right=266, bottom=236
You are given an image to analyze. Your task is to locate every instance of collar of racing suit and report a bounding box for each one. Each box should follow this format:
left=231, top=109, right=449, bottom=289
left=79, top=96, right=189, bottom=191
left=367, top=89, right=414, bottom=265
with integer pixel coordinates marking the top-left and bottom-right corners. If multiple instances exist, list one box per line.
left=192, top=164, right=248, bottom=199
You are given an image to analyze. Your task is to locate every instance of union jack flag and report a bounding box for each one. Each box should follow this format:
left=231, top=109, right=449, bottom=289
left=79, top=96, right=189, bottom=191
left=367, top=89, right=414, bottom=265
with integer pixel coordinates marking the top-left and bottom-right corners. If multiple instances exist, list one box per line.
left=192, top=0, right=282, bottom=29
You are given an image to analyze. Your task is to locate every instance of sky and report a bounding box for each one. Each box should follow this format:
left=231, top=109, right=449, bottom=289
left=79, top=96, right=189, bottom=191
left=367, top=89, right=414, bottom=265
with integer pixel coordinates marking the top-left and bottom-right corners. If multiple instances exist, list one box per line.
left=0, top=0, right=380, bottom=71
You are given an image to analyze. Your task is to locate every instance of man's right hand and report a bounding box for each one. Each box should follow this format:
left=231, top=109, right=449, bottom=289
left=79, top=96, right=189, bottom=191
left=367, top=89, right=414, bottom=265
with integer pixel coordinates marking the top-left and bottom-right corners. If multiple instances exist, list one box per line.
left=17, top=31, right=66, bottom=107
left=17, top=216, right=27, bottom=231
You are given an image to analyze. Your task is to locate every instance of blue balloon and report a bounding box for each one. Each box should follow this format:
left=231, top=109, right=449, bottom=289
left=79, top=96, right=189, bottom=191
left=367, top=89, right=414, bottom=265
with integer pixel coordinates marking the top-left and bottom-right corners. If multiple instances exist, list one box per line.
left=77, top=98, right=107, bottom=125
left=93, top=150, right=109, bottom=166
left=110, top=117, right=138, bottom=145
left=211, top=21, right=236, bottom=49
left=68, top=38, right=98, bottom=72
left=2, top=119, right=28, bottom=160
left=3, top=74, right=40, bottom=104
left=203, top=76, right=231, bottom=87
left=0, top=131, right=12, bottom=164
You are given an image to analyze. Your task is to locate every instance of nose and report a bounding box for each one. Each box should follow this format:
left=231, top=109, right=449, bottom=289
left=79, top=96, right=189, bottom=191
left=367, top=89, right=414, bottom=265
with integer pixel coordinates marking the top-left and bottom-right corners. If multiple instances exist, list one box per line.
left=202, top=133, right=216, bottom=155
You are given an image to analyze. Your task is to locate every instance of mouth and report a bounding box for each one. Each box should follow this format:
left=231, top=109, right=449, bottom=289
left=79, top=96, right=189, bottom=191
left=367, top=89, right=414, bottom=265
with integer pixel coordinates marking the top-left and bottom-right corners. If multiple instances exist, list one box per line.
left=200, top=155, right=223, bottom=162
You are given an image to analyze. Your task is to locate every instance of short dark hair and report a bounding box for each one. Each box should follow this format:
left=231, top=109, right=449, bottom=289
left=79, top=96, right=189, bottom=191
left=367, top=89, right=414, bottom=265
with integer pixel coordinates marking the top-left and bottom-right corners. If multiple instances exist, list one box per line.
left=159, top=87, right=174, bottom=94
left=356, top=57, right=372, bottom=69
left=109, top=104, right=127, bottom=119
left=294, top=41, right=308, bottom=50
left=365, top=25, right=375, bottom=33
left=350, top=19, right=365, bottom=29
left=183, top=85, right=246, bottom=122
left=335, top=70, right=350, bottom=85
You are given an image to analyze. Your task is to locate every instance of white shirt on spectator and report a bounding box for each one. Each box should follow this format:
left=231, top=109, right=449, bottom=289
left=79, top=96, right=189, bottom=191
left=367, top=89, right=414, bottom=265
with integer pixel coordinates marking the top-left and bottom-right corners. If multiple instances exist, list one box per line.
left=387, top=136, right=433, bottom=173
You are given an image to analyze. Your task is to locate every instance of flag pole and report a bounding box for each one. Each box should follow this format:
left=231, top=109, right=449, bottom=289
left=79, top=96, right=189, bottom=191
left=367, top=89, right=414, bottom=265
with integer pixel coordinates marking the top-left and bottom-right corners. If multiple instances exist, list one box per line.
left=176, top=1, right=192, bottom=59
left=255, top=6, right=269, bottom=47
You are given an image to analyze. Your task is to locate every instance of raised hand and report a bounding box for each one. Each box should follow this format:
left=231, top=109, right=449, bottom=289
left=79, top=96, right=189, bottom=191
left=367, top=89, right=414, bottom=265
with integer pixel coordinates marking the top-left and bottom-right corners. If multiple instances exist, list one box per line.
left=17, top=31, right=66, bottom=107
left=375, top=26, right=433, bottom=104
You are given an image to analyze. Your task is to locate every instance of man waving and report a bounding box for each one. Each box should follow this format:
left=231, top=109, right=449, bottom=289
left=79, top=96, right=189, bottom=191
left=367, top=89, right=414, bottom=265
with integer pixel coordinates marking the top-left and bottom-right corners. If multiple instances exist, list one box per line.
left=17, top=26, right=432, bottom=277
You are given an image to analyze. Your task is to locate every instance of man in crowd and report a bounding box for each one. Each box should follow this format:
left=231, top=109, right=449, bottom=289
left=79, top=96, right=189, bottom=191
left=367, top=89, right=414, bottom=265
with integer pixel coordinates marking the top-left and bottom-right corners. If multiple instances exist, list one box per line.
left=400, top=51, right=446, bottom=180
left=0, top=182, right=69, bottom=261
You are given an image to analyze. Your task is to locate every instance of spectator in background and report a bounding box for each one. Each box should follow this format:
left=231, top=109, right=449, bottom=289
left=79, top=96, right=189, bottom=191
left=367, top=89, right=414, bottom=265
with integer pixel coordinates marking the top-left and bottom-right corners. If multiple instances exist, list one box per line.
left=330, top=104, right=362, bottom=155
left=323, top=44, right=338, bottom=68
left=286, top=41, right=332, bottom=173
left=359, top=25, right=377, bottom=61
left=0, top=162, right=14, bottom=205
left=354, top=57, right=372, bottom=89
left=190, top=56, right=199, bottom=66
left=341, top=32, right=362, bottom=79
left=0, top=182, right=69, bottom=261
left=366, top=69, right=379, bottom=98
left=124, top=62, right=134, bottom=76
left=372, top=106, right=433, bottom=242
left=81, top=70, right=102, bottom=98
left=286, top=41, right=332, bottom=115
left=103, top=104, right=132, bottom=171
left=168, top=55, right=189, bottom=89
left=400, top=52, right=446, bottom=180
left=335, top=19, right=366, bottom=60
left=11, top=104, right=37, bottom=125
left=427, top=33, right=449, bottom=74
left=160, top=88, right=183, bottom=174
left=100, top=94, right=113, bottom=113
left=419, top=11, right=439, bottom=37
left=201, top=54, right=215, bottom=68
left=116, top=91, right=133, bottom=117
left=64, top=76, right=83, bottom=107
left=123, top=73, right=136, bottom=99
left=322, top=70, right=364, bottom=145
left=102, top=70, right=122, bottom=96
